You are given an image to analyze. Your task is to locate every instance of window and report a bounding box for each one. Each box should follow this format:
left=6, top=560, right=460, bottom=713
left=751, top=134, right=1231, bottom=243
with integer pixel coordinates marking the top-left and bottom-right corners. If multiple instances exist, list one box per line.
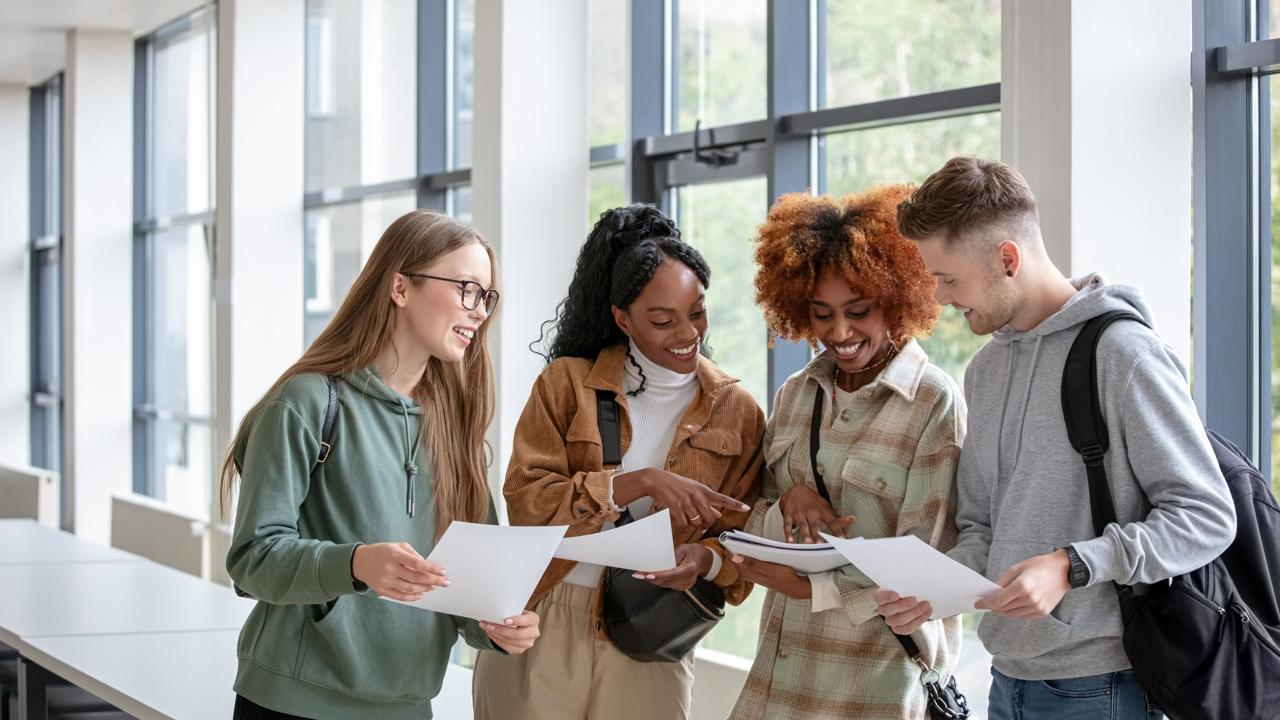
left=133, top=9, right=216, bottom=517
left=29, top=75, right=65, bottom=527
left=303, top=0, right=476, bottom=346
left=1196, top=0, right=1280, bottom=498
left=824, top=112, right=1000, bottom=387
left=675, top=0, right=767, bottom=131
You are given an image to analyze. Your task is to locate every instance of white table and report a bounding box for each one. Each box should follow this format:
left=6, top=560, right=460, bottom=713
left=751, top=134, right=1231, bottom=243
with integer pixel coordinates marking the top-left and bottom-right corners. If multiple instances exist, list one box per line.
left=0, top=561, right=254, bottom=647
left=0, top=519, right=143, bottom=566
left=15, top=630, right=241, bottom=720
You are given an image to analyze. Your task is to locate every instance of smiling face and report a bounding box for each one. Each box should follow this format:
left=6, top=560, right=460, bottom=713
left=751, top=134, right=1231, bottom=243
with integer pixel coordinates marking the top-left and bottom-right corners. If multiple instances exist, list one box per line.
left=611, top=258, right=708, bottom=374
left=809, top=269, right=894, bottom=374
left=914, top=233, right=1020, bottom=336
left=395, top=241, right=493, bottom=363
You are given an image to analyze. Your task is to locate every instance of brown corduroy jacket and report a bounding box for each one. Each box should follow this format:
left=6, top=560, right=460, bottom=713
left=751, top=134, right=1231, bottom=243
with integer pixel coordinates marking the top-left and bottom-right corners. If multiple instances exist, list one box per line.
left=505, top=344, right=766, bottom=638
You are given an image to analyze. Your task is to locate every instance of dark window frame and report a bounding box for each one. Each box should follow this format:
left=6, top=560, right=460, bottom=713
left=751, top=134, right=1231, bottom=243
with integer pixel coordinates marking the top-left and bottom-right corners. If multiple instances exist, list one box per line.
left=619, top=0, right=1001, bottom=411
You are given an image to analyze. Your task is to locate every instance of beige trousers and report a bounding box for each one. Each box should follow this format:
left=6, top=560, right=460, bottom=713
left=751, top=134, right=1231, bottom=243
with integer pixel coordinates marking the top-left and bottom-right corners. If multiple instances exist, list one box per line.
left=472, top=582, right=695, bottom=720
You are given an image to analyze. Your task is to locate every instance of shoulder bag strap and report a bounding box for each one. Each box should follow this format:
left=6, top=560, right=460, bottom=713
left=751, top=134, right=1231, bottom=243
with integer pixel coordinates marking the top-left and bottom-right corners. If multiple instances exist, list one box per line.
left=809, top=385, right=832, bottom=505
left=595, top=389, right=634, bottom=526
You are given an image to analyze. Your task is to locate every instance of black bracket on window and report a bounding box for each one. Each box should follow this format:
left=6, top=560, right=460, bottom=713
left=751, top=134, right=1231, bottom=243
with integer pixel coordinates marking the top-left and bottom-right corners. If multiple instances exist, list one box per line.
left=692, top=120, right=739, bottom=167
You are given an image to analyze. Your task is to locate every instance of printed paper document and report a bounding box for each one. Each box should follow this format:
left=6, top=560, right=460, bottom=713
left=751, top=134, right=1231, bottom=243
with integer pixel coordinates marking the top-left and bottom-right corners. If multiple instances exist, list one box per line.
left=387, top=522, right=568, bottom=623
left=820, top=533, right=1001, bottom=619
left=554, top=509, right=677, bottom=572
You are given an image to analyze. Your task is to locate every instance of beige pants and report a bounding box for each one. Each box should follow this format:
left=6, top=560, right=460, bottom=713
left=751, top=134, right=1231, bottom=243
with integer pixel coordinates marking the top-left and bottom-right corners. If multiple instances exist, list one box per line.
left=472, top=582, right=695, bottom=720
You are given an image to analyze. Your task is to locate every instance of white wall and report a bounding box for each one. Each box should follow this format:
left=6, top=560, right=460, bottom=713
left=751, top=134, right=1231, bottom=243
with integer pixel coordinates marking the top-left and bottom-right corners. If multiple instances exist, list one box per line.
left=63, top=30, right=134, bottom=544
left=1002, top=0, right=1192, bottom=362
left=0, top=83, right=30, bottom=468
left=214, top=0, right=306, bottom=522
left=472, top=0, right=590, bottom=511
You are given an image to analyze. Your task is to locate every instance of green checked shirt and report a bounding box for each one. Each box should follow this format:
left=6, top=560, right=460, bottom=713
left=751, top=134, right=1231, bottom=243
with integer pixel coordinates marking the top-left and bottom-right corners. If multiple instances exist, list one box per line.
left=730, top=341, right=966, bottom=720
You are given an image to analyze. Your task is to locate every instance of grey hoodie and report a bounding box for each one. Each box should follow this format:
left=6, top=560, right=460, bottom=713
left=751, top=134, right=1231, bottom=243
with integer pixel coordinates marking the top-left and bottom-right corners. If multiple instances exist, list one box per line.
left=947, top=273, right=1236, bottom=680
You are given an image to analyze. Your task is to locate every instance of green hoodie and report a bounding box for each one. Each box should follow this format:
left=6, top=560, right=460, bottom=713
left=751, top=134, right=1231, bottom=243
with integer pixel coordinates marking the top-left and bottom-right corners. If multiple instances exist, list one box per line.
left=227, top=367, right=500, bottom=720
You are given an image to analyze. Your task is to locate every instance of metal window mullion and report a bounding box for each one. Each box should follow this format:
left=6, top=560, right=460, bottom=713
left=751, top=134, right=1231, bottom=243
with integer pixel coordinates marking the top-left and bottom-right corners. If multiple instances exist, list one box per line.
left=1255, top=0, right=1273, bottom=478
left=765, top=0, right=815, bottom=413
left=419, top=0, right=449, bottom=211
left=629, top=0, right=668, bottom=208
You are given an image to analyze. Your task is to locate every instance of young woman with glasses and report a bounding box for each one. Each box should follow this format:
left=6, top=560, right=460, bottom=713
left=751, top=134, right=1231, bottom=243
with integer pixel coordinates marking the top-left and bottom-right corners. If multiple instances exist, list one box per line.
left=221, top=210, right=537, bottom=720
left=471, top=204, right=765, bottom=720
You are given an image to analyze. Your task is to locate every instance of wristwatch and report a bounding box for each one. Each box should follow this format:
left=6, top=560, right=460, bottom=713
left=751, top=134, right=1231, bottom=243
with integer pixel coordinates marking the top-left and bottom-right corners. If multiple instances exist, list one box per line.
left=1064, top=545, right=1090, bottom=589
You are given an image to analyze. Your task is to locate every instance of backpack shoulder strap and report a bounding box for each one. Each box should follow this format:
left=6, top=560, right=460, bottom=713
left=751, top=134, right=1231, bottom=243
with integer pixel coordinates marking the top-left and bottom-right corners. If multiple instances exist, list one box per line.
left=595, top=389, right=623, bottom=467
left=317, top=375, right=339, bottom=464
left=809, top=385, right=833, bottom=505
left=1060, top=309, right=1146, bottom=536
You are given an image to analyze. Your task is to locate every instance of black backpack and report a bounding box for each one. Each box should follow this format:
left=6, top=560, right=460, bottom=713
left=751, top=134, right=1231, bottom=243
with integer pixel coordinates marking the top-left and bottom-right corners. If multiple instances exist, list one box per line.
left=1061, top=309, right=1280, bottom=720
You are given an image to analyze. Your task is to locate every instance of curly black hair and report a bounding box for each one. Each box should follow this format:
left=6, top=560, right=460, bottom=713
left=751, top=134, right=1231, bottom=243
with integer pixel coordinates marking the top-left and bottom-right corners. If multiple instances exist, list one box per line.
left=534, top=204, right=712, bottom=385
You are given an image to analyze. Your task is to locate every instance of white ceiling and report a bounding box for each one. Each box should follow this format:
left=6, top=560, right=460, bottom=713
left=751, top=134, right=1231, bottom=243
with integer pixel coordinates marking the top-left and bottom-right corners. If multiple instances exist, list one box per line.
left=0, top=0, right=207, bottom=85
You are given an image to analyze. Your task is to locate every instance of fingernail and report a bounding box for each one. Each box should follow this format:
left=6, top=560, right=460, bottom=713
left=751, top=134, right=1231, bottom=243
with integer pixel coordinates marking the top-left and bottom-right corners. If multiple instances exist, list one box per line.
left=646, top=574, right=656, bottom=579
left=443, top=580, right=451, bottom=587
left=633, top=573, right=644, bottom=578
left=506, top=618, right=514, bottom=625
left=731, top=555, right=743, bottom=563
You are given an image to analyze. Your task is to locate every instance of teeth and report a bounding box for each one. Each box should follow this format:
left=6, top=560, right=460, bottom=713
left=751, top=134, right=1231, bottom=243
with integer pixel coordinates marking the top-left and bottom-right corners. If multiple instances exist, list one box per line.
left=455, top=328, right=474, bottom=339
left=834, top=341, right=863, bottom=355
left=669, top=344, right=696, bottom=355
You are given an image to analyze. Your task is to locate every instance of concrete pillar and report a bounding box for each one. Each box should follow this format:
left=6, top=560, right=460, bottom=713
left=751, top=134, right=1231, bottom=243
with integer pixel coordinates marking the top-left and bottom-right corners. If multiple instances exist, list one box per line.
left=472, top=0, right=590, bottom=514
left=0, top=84, right=30, bottom=468
left=63, top=30, right=134, bottom=544
left=214, top=0, right=306, bottom=521
left=1001, top=0, right=1192, bottom=362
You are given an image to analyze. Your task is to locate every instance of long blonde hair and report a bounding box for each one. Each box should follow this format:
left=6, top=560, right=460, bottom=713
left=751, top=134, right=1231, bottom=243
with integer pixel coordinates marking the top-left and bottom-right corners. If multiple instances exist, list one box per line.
left=219, top=210, right=497, bottom=539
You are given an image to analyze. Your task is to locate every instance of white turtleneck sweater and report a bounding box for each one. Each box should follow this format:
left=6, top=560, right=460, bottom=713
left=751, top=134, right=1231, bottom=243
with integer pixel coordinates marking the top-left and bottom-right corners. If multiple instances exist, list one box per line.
left=564, top=339, right=723, bottom=587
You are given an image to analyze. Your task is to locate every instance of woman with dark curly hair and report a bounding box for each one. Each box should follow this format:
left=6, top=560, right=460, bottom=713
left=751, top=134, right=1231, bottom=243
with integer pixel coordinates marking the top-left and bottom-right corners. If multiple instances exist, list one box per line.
left=472, top=204, right=765, bottom=720
left=728, top=186, right=967, bottom=720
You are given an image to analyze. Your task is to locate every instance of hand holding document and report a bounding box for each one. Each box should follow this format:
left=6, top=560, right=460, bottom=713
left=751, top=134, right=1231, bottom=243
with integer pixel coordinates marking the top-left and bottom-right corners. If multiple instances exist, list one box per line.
left=820, top=533, right=1000, bottom=620
left=386, top=522, right=567, bottom=623
left=554, top=509, right=677, bottom=572
left=719, top=530, right=849, bottom=574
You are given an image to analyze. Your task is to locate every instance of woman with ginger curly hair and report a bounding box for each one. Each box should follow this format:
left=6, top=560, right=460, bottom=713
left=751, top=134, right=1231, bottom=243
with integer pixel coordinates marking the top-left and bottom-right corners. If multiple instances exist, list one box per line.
left=727, top=185, right=966, bottom=720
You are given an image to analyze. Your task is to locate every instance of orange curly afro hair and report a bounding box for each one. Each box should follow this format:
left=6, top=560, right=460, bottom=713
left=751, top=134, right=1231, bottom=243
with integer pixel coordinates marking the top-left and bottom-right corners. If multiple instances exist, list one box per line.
left=753, top=185, right=940, bottom=348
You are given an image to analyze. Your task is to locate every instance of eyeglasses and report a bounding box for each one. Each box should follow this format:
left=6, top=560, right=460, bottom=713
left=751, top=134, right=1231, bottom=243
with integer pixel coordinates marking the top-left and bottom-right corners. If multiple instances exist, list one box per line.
left=400, top=273, right=500, bottom=316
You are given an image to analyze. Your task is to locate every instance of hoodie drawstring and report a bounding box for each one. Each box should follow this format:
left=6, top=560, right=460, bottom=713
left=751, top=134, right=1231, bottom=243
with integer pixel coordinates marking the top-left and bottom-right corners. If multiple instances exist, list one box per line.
left=399, top=398, right=420, bottom=517
left=1011, top=336, right=1044, bottom=466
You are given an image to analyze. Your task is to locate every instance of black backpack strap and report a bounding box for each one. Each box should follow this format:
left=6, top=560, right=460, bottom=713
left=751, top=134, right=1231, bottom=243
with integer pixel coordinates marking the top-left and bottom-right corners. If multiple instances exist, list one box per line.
left=1060, top=310, right=1146, bottom=536
left=809, top=385, right=833, bottom=505
left=318, top=375, right=339, bottom=464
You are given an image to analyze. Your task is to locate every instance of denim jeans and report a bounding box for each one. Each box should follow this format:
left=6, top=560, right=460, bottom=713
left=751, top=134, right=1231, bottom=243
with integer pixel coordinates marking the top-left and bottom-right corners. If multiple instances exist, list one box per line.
left=987, top=667, right=1163, bottom=720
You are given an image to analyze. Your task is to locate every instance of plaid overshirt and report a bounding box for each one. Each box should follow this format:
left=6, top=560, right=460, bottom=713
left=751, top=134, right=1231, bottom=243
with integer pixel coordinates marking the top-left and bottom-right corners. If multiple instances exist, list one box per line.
left=730, top=340, right=967, bottom=720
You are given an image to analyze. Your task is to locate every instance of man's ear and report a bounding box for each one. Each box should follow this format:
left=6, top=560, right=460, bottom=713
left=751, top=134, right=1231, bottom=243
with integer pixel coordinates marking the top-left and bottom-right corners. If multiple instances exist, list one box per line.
left=997, top=240, right=1022, bottom=278
left=390, top=273, right=409, bottom=308
left=611, top=305, right=631, bottom=337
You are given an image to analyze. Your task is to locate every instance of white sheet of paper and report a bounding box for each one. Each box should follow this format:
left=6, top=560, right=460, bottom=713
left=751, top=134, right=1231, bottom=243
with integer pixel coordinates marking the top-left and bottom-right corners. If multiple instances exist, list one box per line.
left=386, top=522, right=567, bottom=623
left=553, top=509, right=677, bottom=572
left=719, top=530, right=848, bottom=574
left=820, top=533, right=1001, bottom=620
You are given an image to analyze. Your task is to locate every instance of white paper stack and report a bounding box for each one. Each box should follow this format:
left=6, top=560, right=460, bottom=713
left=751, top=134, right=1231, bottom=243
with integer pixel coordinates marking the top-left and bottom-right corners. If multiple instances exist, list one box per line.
left=719, top=530, right=850, bottom=574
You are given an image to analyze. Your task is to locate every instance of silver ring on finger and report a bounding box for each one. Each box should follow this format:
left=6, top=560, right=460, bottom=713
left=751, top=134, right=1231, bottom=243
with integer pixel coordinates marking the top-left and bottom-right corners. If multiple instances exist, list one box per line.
left=690, top=514, right=701, bottom=522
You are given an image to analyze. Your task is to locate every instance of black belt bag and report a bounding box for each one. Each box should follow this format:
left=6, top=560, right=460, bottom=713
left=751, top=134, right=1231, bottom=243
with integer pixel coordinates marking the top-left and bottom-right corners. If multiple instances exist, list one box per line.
left=594, top=390, right=726, bottom=663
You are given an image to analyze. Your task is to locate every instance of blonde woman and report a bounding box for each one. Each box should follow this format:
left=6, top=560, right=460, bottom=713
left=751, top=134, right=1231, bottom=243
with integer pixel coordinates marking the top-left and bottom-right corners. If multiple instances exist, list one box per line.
left=222, top=211, right=538, bottom=720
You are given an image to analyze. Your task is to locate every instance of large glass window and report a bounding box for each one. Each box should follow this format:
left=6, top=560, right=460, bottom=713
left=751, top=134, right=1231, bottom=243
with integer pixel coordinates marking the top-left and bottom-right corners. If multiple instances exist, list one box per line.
left=590, top=0, right=628, bottom=146
left=675, top=0, right=767, bottom=131
left=303, top=0, right=475, bottom=346
left=134, top=9, right=216, bottom=518
left=29, top=76, right=64, bottom=519
left=823, top=0, right=1000, bottom=108
left=825, top=112, right=1000, bottom=387
left=304, top=0, right=418, bottom=193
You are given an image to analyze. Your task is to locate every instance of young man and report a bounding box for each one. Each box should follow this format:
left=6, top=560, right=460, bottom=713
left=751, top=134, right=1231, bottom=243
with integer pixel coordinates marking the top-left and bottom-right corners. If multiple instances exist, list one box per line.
left=876, top=157, right=1236, bottom=719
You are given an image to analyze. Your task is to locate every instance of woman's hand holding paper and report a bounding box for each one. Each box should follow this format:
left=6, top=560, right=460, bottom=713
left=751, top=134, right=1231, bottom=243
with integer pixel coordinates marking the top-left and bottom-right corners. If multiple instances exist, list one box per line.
left=635, top=543, right=712, bottom=591
left=480, top=611, right=541, bottom=654
left=730, top=554, right=812, bottom=600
